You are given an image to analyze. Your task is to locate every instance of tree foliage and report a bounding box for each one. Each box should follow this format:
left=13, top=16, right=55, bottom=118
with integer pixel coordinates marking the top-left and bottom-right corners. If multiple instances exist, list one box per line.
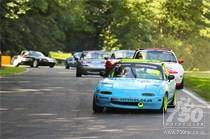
left=0, top=0, right=209, bottom=70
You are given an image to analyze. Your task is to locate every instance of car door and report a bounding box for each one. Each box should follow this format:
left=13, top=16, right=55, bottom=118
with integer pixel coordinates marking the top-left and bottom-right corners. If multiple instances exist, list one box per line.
left=162, top=68, right=173, bottom=100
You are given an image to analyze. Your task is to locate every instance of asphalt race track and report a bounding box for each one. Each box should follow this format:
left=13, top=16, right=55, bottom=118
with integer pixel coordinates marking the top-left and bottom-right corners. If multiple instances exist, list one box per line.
left=0, top=67, right=210, bottom=139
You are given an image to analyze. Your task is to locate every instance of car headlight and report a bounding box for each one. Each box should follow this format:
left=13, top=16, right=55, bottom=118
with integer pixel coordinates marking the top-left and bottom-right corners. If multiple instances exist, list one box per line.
left=101, top=83, right=113, bottom=88
left=41, top=59, right=47, bottom=62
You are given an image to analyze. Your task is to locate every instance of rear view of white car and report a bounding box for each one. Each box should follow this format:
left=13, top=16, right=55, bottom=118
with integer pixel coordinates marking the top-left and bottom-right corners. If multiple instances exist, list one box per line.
left=134, top=48, right=184, bottom=89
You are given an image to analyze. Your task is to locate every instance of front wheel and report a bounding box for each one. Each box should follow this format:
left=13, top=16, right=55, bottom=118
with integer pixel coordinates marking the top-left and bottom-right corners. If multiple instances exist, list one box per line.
left=76, top=68, right=82, bottom=77
left=65, top=65, right=70, bottom=69
left=93, top=97, right=104, bottom=113
left=33, top=60, right=39, bottom=68
left=49, top=64, right=55, bottom=68
left=169, top=92, right=176, bottom=108
left=158, top=94, right=168, bottom=113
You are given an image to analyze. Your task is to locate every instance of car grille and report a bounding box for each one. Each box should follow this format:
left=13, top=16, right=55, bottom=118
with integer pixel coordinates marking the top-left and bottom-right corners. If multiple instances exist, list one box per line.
left=100, top=91, right=112, bottom=94
left=111, top=101, right=138, bottom=106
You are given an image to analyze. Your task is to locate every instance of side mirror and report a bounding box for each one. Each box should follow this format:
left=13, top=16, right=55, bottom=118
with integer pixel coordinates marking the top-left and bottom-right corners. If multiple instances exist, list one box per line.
left=104, top=57, right=108, bottom=60
left=178, top=58, right=184, bottom=64
left=99, top=71, right=106, bottom=78
left=168, top=75, right=175, bottom=81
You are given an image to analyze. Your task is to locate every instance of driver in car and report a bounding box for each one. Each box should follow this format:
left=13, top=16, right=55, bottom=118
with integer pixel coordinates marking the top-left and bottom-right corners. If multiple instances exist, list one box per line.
left=113, top=65, right=128, bottom=77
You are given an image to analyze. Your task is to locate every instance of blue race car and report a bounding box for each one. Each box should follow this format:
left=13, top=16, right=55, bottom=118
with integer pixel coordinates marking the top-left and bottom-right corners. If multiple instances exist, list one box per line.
left=93, top=59, right=176, bottom=113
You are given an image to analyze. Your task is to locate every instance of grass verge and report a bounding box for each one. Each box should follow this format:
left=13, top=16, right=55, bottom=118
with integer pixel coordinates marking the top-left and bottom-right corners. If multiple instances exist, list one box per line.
left=185, top=71, right=210, bottom=102
left=0, top=66, right=26, bottom=76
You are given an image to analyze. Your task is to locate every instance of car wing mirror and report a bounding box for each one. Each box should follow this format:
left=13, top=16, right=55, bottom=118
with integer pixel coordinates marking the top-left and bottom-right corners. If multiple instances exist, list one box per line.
left=168, top=75, right=175, bottom=81
left=178, top=58, right=184, bottom=64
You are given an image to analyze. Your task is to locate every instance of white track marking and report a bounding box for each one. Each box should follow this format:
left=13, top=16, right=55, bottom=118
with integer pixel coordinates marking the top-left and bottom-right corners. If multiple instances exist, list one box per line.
left=182, top=89, right=210, bottom=109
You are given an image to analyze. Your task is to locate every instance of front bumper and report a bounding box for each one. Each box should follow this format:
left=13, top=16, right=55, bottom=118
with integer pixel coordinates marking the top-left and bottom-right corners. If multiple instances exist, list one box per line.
left=94, top=94, right=163, bottom=110
left=81, top=66, right=105, bottom=74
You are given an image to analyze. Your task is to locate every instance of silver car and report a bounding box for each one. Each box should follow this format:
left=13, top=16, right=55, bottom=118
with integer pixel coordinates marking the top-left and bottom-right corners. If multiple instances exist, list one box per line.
left=76, top=51, right=106, bottom=77
left=65, top=52, right=82, bottom=69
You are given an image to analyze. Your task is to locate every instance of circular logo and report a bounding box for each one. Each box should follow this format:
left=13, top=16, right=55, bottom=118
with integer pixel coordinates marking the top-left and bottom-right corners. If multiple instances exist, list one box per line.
left=138, top=102, right=144, bottom=108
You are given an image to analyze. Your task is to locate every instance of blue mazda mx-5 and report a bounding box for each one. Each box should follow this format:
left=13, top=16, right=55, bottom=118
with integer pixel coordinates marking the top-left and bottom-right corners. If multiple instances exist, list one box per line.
left=93, top=59, right=176, bottom=113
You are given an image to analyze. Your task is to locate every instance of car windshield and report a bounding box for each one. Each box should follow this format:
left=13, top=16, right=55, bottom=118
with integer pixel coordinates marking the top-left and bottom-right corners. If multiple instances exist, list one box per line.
left=82, top=51, right=104, bottom=59
left=144, top=51, right=177, bottom=63
left=74, top=52, right=82, bottom=57
left=110, top=63, right=163, bottom=80
left=29, top=51, right=45, bottom=57
left=73, top=52, right=82, bottom=59
left=113, top=50, right=135, bottom=59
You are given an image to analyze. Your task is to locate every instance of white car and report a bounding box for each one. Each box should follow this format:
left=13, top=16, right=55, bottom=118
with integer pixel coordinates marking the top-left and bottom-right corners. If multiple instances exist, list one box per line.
left=133, top=48, right=184, bottom=89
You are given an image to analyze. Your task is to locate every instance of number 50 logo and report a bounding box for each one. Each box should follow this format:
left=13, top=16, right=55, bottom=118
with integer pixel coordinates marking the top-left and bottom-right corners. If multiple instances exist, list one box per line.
left=164, top=97, right=205, bottom=128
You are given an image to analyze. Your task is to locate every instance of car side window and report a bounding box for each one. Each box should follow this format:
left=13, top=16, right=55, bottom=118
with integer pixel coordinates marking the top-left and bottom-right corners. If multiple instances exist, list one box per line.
left=21, top=51, right=29, bottom=57
left=110, top=66, right=134, bottom=78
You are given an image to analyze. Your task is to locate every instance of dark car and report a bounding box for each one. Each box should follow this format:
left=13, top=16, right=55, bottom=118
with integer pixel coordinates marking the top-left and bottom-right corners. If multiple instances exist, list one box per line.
left=76, top=51, right=106, bottom=77
left=12, top=50, right=56, bottom=68
left=65, top=52, right=82, bottom=69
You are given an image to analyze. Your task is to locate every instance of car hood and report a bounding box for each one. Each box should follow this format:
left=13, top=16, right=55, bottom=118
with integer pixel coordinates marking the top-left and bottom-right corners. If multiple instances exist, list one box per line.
left=97, top=78, right=165, bottom=97
left=99, top=78, right=164, bottom=90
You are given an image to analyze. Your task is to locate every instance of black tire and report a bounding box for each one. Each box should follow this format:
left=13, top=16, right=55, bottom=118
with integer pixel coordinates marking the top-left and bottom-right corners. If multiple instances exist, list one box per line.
left=168, top=92, right=176, bottom=108
left=93, top=97, right=104, bottom=113
left=33, top=60, right=39, bottom=68
left=49, top=64, right=55, bottom=68
left=65, top=65, right=70, bottom=69
left=76, top=68, right=82, bottom=77
left=158, top=94, right=168, bottom=113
